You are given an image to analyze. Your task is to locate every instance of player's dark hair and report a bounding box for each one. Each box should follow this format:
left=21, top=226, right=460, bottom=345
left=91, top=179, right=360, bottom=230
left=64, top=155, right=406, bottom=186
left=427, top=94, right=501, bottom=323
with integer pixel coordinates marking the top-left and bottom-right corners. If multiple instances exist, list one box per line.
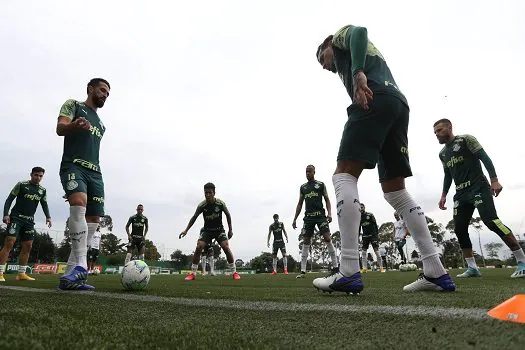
left=87, top=78, right=110, bottom=94
left=433, top=118, right=452, bottom=127
left=316, top=35, right=334, bottom=63
left=137, top=204, right=143, bottom=208
left=273, top=214, right=279, bottom=219
left=204, top=182, right=215, bottom=191
left=306, top=164, right=315, bottom=170
left=31, top=166, right=45, bottom=174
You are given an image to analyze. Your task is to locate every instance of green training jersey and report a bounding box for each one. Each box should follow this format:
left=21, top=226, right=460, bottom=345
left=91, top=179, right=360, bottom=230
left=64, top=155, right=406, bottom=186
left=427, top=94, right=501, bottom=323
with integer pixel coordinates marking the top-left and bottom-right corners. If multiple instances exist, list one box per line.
left=3, top=181, right=50, bottom=222
left=331, top=25, right=408, bottom=106
left=439, top=134, right=489, bottom=197
left=300, top=180, right=327, bottom=220
left=194, top=198, right=229, bottom=231
left=59, top=99, right=106, bottom=173
left=360, top=212, right=378, bottom=238
left=126, top=214, right=149, bottom=237
left=269, top=222, right=285, bottom=242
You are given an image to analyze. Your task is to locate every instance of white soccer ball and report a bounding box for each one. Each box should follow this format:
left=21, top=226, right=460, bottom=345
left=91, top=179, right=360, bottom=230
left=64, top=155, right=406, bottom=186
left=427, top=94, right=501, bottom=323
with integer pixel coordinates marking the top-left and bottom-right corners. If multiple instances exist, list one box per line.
left=399, top=264, right=409, bottom=272
left=93, top=268, right=100, bottom=275
left=409, top=263, right=418, bottom=271
left=121, top=260, right=151, bottom=290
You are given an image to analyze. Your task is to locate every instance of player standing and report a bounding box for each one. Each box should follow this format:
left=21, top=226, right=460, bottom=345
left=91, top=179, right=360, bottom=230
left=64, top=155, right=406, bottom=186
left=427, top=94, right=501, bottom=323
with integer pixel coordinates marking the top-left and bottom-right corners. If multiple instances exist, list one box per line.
left=433, top=118, right=525, bottom=278
left=313, top=25, right=455, bottom=293
left=0, top=167, right=52, bottom=281
left=125, top=204, right=149, bottom=264
left=56, top=78, right=110, bottom=290
left=394, top=212, right=409, bottom=265
left=292, top=165, right=339, bottom=278
left=267, top=214, right=289, bottom=275
left=359, top=203, right=384, bottom=273
left=180, top=182, right=240, bottom=280
left=87, top=226, right=102, bottom=274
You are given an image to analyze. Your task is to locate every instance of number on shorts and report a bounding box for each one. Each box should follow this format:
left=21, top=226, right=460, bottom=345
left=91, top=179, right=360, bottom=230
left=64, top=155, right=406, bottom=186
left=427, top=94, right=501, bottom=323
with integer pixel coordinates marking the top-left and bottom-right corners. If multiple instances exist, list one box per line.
left=68, top=173, right=76, bottom=181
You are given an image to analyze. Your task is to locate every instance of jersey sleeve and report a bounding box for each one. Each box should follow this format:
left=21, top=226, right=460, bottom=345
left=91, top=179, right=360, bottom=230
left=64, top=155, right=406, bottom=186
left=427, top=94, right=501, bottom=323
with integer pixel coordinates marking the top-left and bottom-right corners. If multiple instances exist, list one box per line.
left=125, top=216, right=133, bottom=227
left=322, top=182, right=328, bottom=196
left=332, top=25, right=353, bottom=50
left=10, top=182, right=21, bottom=196
left=221, top=200, right=230, bottom=215
left=193, top=203, right=204, bottom=217
left=464, top=134, right=483, bottom=154
left=59, top=99, right=76, bottom=120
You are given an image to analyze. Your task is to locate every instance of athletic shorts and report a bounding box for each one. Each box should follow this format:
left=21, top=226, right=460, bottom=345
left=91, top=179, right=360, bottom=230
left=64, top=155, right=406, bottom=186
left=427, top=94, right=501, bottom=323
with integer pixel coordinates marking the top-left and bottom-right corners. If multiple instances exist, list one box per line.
left=199, top=229, right=228, bottom=244
left=302, top=217, right=330, bottom=238
left=272, top=240, right=287, bottom=256
left=4, top=217, right=36, bottom=242
left=362, top=236, right=380, bottom=250
left=60, top=164, right=105, bottom=217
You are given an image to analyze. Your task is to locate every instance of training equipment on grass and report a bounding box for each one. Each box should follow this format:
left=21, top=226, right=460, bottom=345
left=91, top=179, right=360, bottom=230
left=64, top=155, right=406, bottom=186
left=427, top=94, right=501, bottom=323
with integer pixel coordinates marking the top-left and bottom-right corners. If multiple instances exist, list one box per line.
left=121, top=260, right=151, bottom=290
left=487, top=294, right=525, bottom=324
left=399, top=263, right=418, bottom=272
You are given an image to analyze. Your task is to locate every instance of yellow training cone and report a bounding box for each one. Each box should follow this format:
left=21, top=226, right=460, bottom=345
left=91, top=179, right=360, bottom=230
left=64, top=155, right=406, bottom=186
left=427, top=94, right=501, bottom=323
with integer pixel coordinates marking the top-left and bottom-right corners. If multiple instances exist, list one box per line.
left=487, top=295, right=525, bottom=324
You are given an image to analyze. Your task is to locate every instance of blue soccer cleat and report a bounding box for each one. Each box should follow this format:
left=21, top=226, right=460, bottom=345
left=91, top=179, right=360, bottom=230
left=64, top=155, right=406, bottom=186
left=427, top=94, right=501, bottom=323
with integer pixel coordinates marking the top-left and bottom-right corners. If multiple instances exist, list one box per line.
left=313, top=270, right=364, bottom=295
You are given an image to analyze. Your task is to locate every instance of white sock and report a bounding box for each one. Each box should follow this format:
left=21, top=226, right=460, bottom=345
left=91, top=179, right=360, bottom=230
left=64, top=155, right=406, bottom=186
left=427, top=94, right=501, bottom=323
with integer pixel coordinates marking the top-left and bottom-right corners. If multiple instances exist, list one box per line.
left=301, top=244, right=310, bottom=272
left=18, top=265, right=27, bottom=274
left=65, top=206, right=88, bottom=273
left=512, top=248, right=525, bottom=264
left=384, top=189, right=446, bottom=278
left=361, top=250, right=368, bottom=268
left=191, top=263, right=198, bottom=274
left=283, top=256, right=288, bottom=269
left=87, top=223, right=98, bottom=249
left=0, top=264, right=5, bottom=274
left=208, top=257, right=215, bottom=273
left=201, top=256, right=207, bottom=272
left=272, top=257, right=277, bottom=271
left=125, top=253, right=132, bottom=265
left=465, top=256, right=478, bottom=269
left=333, top=174, right=361, bottom=276
left=326, top=241, right=338, bottom=268
left=375, top=251, right=383, bottom=269
left=230, top=262, right=236, bottom=273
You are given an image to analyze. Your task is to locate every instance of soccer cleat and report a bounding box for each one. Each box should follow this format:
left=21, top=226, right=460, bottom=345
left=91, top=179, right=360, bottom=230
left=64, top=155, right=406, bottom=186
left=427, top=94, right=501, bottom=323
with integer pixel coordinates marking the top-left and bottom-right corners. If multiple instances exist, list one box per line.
left=185, top=273, right=196, bottom=281
left=210, top=272, right=216, bottom=276
left=313, top=270, right=363, bottom=295
left=380, top=268, right=386, bottom=273
left=456, top=267, right=481, bottom=278
left=510, top=262, right=525, bottom=278
left=296, top=271, right=306, bottom=279
left=59, top=279, right=95, bottom=290
left=271, top=270, right=277, bottom=275
left=58, top=266, right=93, bottom=290
left=232, top=272, right=241, bottom=280
left=16, top=273, right=35, bottom=281
left=284, top=268, right=289, bottom=275
left=360, top=268, right=368, bottom=274
left=0, top=273, right=5, bottom=282
left=403, top=273, right=456, bottom=292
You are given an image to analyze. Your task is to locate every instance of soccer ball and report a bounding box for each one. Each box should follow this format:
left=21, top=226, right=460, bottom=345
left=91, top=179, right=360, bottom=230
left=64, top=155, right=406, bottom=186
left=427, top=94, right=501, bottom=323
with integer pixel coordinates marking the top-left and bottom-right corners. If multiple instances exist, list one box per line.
left=121, top=260, right=151, bottom=290
left=400, top=263, right=418, bottom=272
left=93, top=268, right=100, bottom=275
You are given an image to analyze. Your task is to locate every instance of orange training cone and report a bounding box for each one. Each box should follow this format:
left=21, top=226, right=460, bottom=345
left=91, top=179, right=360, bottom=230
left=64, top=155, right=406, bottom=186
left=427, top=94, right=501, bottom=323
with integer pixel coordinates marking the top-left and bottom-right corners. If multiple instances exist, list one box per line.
left=487, top=295, right=525, bottom=324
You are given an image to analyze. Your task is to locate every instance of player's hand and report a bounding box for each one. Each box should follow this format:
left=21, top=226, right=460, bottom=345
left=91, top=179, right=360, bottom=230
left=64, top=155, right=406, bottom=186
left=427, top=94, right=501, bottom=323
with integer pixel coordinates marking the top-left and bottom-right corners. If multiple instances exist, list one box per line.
left=353, top=71, right=373, bottom=111
left=228, top=230, right=233, bottom=239
left=438, top=196, right=447, bottom=210
left=491, top=181, right=503, bottom=197
left=179, top=231, right=187, bottom=239
left=292, top=221, right=297, bottom=229
left=72, top=117, right=92, bottom=131
left=3, top=216, right=10, bottom=225
left=46, top=218, right=52, bottom=228
left=327, top=215, right=332, bottom=223
left=127, top=234, right=132, bottom=241
left=267, top=242, right=270, bottom=248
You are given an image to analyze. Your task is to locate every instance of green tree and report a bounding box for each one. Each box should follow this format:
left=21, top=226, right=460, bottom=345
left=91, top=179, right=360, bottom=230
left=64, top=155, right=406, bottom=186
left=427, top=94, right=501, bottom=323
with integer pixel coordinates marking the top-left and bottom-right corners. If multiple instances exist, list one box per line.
left=99, top=215, right=113, bottom=231
left=411, top=250, right=419, bottom=260
left=298, top=230, right=339, bottom=267
left=30, top=231, right=57, bottom=263
left=215, top=257, right=228, bottom=270
left=170, top=249, right=191, bottom=269
left=484, top=242, right=504, bottom=259
left=249, top=252, right=274, bottom=272
left=101, top=233, right=126, bottom=255
left=426, top=216, right=445, bottom=247
left=442, top=238, right=464, bottom=268
left=144, top=239, right=161, bottom=261
left=56, top=236, right=71, bottom=262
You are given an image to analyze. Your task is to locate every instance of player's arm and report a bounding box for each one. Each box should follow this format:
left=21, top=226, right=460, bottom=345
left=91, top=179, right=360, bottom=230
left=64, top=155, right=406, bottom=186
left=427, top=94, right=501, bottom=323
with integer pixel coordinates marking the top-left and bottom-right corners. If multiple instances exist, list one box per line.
left=282, top=223, right=289, bottom=242
left=223, top=204, right=233, bottom=238
left=125, top=217, right=132, bottom=239
left=3, top=182, right=20, bottom=224
left=56, top=99, right=91, bottom=136
left=144, top=217, right=149, bottom=238
left=322, top=184, right=332, bottom=222
left=370, top=214, right=378, bottom=232
left=40, top=190, right=52, bottom=228
left=180, top=206, right=202, bottom=238
left=465, top=134, right=501, bottom=196
left=267, top=226, right=272, bottom=247
left=439, top=155, right=453, bottom=210
left=292, top=191, right=304, bottom=229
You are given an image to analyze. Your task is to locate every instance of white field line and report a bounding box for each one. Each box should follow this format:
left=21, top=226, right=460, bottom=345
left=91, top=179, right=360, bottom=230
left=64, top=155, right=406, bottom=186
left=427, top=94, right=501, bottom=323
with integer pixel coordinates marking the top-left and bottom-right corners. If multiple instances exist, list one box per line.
left=0, top=285, right=488, bottom=320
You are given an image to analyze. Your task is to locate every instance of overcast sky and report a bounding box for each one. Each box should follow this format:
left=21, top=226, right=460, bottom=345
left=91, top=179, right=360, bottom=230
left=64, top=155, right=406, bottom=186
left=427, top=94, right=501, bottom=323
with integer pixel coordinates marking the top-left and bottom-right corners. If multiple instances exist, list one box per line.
left=1, top=0, right=524, bottom=262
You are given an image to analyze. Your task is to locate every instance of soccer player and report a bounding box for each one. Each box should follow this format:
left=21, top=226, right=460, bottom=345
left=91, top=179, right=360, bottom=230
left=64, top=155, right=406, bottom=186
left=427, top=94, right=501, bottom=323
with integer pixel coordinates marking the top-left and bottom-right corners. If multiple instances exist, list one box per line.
left=379, top=243, right=388, bottom=271
left=394, top=212, right=409, bottom=264
left=56, top=77, right=110, bottom=290
left=200, top=242, right=217, bottom=276
left=87, top=225, right=102, bottom=274
left=359, top=203, right=384, bottom=273
left=292, top=165, right=339, bottom=278
left=0, top=167, right=52, bottom=282
left=125, top=204, right=149, bottom=264
left=267, top=214, right=289, bottom=275
left=434, top=118, right=525, bottom=278
left=179, top=182, right=240, bottom=280
left=313, top=25, right=455, bottom=293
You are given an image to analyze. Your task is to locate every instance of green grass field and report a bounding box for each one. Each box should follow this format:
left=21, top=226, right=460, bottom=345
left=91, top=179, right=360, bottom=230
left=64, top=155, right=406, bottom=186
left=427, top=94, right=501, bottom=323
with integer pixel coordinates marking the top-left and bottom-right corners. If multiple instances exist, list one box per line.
left=1, top=268, right=524, bottom=350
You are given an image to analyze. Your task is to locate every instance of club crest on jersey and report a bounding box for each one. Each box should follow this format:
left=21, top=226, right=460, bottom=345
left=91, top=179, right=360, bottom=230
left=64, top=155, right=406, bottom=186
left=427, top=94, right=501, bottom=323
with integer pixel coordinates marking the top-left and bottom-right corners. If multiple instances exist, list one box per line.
left=215, top=206, right=220, bottom=212
left=366, top=215, right=370, bottom=220
left=9, top=227, right=15, bottom=234
left=66, top=180, right=78, bottom=191
left=38, top=189, right=43, bottom=195
left=141, top=219, right=144, bottom=223
left=314, top=184, right=320, bottom=189
left=452, top=143, right=461, bottom=152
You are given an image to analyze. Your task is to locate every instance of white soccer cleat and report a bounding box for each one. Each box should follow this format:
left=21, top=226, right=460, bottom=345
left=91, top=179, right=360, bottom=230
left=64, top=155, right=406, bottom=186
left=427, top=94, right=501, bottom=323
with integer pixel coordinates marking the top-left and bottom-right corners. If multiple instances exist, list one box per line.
left=510, top=262, right=525, bottom=278
left=296, top=272, right=306, bottom=279
left=403, top=273, right=456, bottom=292
left=313, top=270, right=364, bottom=295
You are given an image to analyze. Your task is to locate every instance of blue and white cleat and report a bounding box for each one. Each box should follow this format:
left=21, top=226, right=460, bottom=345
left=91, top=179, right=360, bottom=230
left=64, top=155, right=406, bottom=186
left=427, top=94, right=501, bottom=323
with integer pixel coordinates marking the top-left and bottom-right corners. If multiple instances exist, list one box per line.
left=313, top=270, right=363, bottom=295
left=456, top=267, right=481, bottom=278
left=58, top=266, right=95, bottom=291
left=510, top=262, right=525, bottom=279
left=403, top=273, right=456, bottom=292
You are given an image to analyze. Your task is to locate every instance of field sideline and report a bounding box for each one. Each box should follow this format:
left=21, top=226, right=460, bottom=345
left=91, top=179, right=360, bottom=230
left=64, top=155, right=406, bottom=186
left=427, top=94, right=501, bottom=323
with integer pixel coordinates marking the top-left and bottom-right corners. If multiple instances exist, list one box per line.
left=1, top=268, right=524, bottom=349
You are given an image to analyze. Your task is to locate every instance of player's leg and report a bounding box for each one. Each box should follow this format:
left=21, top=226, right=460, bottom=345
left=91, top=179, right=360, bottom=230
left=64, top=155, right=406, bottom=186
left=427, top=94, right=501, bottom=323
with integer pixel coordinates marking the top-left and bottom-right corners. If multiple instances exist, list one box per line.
left=475, top=188, right=525, bottom=278
left=453, top=201, right=480, bottom=277
left=16, top=227, right=36, bottom=280
left=200, top=250, right=208, bottom=275
left=372, top=242, right=384, bottom=272
left=208, top=250, right=216, bottom=275
left=271, top=244, right=278, bottom=274
left=218, top=233, right=240, bottom=280
left=360, top=240, right=370, bottom=272
left=319, top=222, right=338, bottom=270
left=298, top=223, right=313, bottom=278
left=396, top=240, right=407, bottom=264
left=0, top=228, right=17, bottom=281
left=281, top=246, right=288, bottom=274
left=186, top=238, right=207, bottom=280
left=377, top=99, right=454, bottom=292
left=137, top=240, right=145, bottom=261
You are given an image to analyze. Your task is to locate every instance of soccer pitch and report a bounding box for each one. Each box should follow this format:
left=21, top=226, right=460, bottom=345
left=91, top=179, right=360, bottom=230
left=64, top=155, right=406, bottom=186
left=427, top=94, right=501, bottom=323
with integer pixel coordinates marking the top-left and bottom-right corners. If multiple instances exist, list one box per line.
left=1, top=269, right=524, bottom=349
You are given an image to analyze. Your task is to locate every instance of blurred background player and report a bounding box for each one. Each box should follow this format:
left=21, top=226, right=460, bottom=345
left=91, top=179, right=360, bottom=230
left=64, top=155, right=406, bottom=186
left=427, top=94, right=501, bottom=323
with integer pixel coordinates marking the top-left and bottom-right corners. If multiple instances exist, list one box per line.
left=359, top=203, right=384, bottom=273
left=125, top=204, right=149, bottom=264
left=180, top=182, right=240, bottom=281
left=379, top=243, right=388, bottom=271
left=56, top=78, right=110, bottom=291
left=87, top=226, right=102, bottom=274
left=267, top=214, right=289, bottom=275
left=434, top=118, right=525, bottom=278
left=200, top=242, right=218, bottom=276
left=293, top=165, right=338, bottom=278
left=394, top=212, right=409, bottom=264
left=0, top=167, right=52, bottom=282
